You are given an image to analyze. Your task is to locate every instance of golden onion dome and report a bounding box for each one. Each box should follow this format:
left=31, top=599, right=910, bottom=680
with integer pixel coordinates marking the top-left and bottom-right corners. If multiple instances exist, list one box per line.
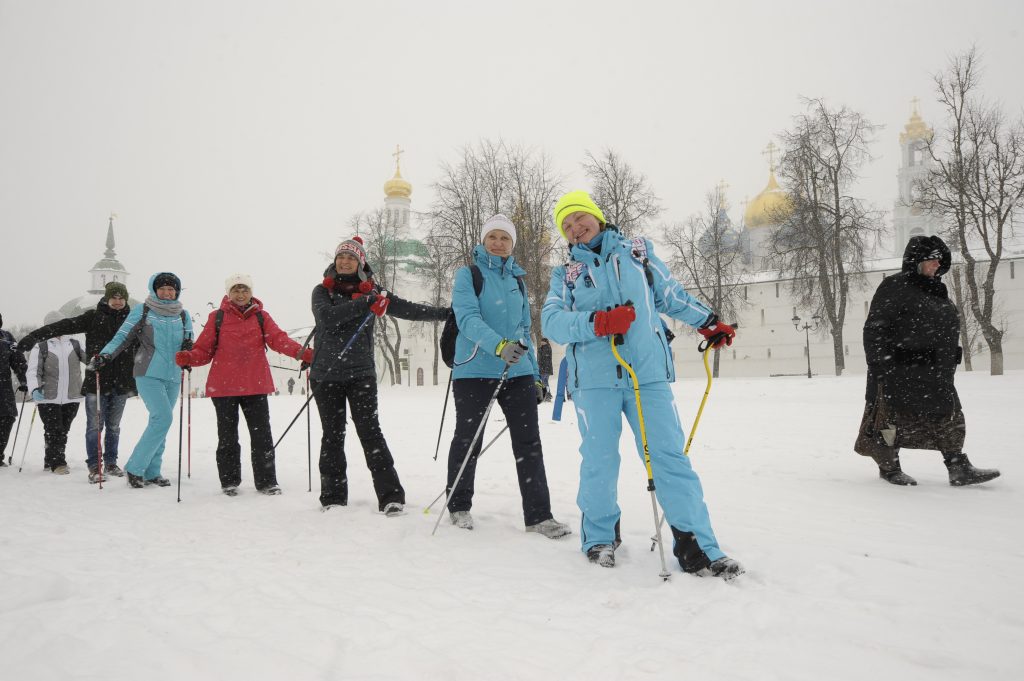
left=899, top=109, right=932, bottom=144
left=744, top=171, right=792, bottom=229
left=384, top=166, right=412, bottom=199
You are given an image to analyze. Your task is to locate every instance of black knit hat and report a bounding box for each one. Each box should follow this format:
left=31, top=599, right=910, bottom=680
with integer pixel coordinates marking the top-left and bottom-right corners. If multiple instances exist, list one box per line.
left=152, top=272, right=182, bottom=294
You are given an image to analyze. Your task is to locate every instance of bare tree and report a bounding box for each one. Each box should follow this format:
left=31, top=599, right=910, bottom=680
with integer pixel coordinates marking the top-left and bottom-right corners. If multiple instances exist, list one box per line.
left=582, top=148, right=661, bottom=237
left=917, top=47, right=1024, bottom=375
left=765, top=98, right=884, bottom=376
left=429, top=139, right=564, bottom=348
left=407, top=225, right=457, bottom=385
left=661, top=187, right=746, bottom=377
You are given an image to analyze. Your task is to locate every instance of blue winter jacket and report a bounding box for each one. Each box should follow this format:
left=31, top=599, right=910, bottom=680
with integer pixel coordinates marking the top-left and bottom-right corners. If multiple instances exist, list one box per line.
left=101, top=273, right=194, bottom=383
left=451, top=245, right=540, bottom=381
left=541, top=228, right=712, bottom=392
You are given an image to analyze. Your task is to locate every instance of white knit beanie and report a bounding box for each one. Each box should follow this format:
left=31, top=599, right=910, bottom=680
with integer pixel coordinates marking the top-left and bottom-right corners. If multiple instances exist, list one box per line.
left=480, top=214, right=517, bottom=248
left=225, top=273, right=254, bottom=293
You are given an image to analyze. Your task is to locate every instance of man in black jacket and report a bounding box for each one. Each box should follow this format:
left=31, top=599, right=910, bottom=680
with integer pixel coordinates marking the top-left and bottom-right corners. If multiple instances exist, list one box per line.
left=17, top=282, right=137, bottom=482
left=1, top=313, right=29, bottom=465
left=855, top=235, right=1000, bottom=487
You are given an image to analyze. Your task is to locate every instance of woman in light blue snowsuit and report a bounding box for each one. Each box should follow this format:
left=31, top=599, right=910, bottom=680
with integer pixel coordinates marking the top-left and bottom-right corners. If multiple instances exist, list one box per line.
left=96, top=272, right=193, bottom=488
left=541, top=191, right=743, bottom=579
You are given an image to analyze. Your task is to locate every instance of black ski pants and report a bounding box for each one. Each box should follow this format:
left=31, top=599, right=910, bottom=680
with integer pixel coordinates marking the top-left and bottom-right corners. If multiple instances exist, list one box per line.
left=1, top=411, right=16, bottom=462
left=37, top=403, right=79, bottom=469
left=446, top=375, right=553, bottom=526
left=312, top=376, right=404, bottom=510
left=212, top=395, right=278, bottom=490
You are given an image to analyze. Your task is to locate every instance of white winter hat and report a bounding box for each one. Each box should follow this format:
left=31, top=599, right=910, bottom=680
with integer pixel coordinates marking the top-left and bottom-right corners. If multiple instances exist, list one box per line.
left=480, top=214, right=517, bottom=248
left=225, top=273, right=254, bottom=293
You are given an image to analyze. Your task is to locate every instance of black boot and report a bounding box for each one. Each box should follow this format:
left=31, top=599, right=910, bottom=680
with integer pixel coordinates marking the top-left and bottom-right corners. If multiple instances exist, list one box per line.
left=879, top=465, right=918, bottom=486
left=944, top=453, right=1000, bottom=487
left=127, top=472, right=145, bottom=489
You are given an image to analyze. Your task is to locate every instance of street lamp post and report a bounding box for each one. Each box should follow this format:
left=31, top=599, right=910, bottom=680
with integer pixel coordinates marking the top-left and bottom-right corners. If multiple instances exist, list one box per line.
left=791, top=312, right=822, bottom=378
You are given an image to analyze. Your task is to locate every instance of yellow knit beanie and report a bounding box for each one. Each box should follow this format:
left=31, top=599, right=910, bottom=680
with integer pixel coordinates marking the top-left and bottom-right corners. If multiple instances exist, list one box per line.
left=553, top=190, right=606, bottom=239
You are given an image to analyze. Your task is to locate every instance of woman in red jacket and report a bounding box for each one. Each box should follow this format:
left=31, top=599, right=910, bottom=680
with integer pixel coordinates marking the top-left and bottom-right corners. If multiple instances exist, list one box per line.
left=176, top=274, right=312, bottom=496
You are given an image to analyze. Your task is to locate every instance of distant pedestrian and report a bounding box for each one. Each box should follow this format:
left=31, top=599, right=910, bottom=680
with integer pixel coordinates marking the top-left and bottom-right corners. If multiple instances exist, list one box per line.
left=0, top=313, right=29, bottom=466
left=287, top=377, right=295, bottom=395
left=856, top=235, right=1000, bottom=487
left=537, top=337, right=553, bottom=401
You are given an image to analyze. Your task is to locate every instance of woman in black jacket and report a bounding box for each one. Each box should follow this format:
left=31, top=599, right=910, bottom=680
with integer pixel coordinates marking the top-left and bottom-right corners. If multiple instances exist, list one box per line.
left=310, top=236, right=448, bottom=514
left=855, top=235, right=1000, bottom=487
left=1, top=313, right=29, bottom=465
left=17, top=282, right=136, bottom=482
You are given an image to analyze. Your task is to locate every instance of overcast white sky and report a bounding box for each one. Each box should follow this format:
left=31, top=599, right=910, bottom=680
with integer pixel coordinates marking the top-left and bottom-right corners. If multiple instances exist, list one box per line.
left=2, top=0, right=1022, bottom=330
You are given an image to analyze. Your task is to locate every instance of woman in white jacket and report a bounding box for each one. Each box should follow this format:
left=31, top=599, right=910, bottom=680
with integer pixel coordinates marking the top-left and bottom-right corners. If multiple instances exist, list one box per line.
left=27, top=313, right=86, bottom=474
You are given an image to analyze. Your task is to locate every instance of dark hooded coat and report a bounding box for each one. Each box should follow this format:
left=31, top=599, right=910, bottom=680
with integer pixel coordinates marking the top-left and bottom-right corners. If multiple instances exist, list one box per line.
left=862, top=235, right=961, bottom=416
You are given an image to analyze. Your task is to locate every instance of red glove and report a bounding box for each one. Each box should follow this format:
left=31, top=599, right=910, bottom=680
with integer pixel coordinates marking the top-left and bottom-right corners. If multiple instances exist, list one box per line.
left=299, top=347, right=314, bottom=364
left=369, top=292, right=390, bottom=317
left=698, top=318, right=736, bottom=348
left=175, top=351, right=192, bottom=367
left=593, top=305, right=635, bottom=337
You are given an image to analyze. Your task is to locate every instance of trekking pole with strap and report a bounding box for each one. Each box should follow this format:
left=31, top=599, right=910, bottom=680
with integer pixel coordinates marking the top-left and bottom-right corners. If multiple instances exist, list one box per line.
left=651, top=340, right=717, bottom=549
left=306, top=369, right=312, bottom=493
left=610, top=332, right=672, bottom=582
left=187, top=370, right=192, bottom=479
left=273, top=310, right=375, bottom=451
left=16, top=405, right=37, bottom=472
left=176, top=369, right=185, bottom=503
left=6, top=390, right=28, bottom=465
left=423, top=423, right=509, bottom=514
left=432, top=372, right=453, bottom=461
left=95, top=370, right=104, bottom=489
left=430, top=364, right=511, bottom=536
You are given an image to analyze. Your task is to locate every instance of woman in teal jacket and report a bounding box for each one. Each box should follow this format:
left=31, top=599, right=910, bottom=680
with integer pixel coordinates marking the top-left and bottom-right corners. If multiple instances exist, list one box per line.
left=96, top=272, right=193, bottom=488
left=444, top=214, right=570, bottom=539
left=541, top=191, right=743, bottom=578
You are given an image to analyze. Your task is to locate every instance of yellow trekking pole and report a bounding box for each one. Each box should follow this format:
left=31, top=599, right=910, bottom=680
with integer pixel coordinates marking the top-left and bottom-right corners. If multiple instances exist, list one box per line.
left=610, top=333, right=672, bottom=582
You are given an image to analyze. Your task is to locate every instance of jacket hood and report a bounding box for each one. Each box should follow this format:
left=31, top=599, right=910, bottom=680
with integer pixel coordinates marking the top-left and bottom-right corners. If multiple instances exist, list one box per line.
left=902, top=235, right=951, bottom=277
left=472, top=244, right=526, bottom=277
left=147, top=272, right=182, bottom=299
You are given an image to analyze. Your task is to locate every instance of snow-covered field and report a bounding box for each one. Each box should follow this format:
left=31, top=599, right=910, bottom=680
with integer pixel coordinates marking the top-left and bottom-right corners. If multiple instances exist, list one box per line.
left=1, top=370, right=1020, bottom=681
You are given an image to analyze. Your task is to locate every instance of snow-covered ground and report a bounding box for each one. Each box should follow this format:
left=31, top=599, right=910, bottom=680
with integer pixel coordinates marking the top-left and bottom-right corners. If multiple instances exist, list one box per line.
left=1, top=370, right=1020, bottom=681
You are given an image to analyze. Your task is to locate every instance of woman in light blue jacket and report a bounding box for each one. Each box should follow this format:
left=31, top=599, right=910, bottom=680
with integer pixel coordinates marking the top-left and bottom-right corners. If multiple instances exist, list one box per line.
left=542, top=191, right=743, bottom=578
left=444, top=215, right=570, bottom=539
left=96, top=272, right=193, bottom=488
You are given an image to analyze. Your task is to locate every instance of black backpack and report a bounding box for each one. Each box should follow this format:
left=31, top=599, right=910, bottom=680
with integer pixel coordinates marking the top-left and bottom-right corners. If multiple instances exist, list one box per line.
left=440, top=265, right=525, bottom=369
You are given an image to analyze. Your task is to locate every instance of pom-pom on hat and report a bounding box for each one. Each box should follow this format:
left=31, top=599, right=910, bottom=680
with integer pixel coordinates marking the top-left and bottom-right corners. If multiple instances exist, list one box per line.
left=225, top=273, right=254, bottom=293
left=480, top=214, right=517, bottom=248
left=334, top=235, right=369, bottom=281
left=553, top=190, right=606, bottom=239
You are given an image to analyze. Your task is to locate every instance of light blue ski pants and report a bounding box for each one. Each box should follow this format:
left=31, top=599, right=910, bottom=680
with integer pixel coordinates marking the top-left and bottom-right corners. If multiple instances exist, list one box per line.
left=124, top=376, right=180, bottom=479
left=572, top=383, right=724, bottom=561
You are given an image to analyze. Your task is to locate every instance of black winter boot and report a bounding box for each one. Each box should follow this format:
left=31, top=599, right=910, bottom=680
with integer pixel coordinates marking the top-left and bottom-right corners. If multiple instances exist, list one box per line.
left=944, top=453, right=1000, bottom=487
left=879, top=464, right=918, bottom=486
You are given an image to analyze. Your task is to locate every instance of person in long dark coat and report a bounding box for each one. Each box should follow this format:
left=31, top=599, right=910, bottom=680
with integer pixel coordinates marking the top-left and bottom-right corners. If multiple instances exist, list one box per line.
left=1, top=313, right=29, bottom=465
left=855, top=234, right=1000, bottom=487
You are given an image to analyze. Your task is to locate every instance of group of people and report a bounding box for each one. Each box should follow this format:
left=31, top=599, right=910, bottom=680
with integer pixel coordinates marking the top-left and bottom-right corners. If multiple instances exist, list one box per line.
left=1, top=190, right=1002, bottom=580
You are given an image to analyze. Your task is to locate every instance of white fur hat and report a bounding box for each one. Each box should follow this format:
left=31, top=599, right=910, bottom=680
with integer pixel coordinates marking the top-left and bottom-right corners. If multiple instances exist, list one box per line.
left=225, top=273, right=254, bottom=293
left=481, top=214, right=517, bottom=248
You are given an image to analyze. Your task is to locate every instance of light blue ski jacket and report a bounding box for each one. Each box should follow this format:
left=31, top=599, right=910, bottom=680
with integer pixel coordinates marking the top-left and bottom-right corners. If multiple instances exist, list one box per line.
left=451, top=245, right=539, bottom=381
left=541, top=228, right=712, bottom=392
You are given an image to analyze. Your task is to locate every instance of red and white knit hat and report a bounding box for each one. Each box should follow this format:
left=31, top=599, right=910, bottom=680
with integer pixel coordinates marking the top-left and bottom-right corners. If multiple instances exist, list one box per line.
left=335, top=235, right=369, bottom=280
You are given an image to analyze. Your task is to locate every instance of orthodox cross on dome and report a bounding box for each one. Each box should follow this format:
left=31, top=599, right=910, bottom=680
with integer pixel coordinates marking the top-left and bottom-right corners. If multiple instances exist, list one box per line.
left=716, top=179, right=730, bottom=209
left=392, top=144, right=404, bottom=173
left=911, top=96, right=921, bottom=115
left=762, top=142, right=779, bottom=173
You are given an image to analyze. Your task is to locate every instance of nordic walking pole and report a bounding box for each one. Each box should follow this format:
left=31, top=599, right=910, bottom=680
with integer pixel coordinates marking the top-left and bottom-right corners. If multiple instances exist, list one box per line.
left=187, top=369, right=192, bottom=479
left=6, top=390, right=28, bottom=465
left=306, top=369, right=312, bottom=493
left=17, top=405, right=37, bottom=472
left=652, top=340, right=717, bottom=549
left=430, top=364, right=511, bottom=535
left=176, top=369, right=185, bottom=503
left=424, top=424, right=509, bottom=514
left=432, top=372, right=452, bottom=461
left=610, top=333, right=672, bottom=581
left=272, top=311, right=374, bottom=451
left=96, top=370, right=104, bottom=490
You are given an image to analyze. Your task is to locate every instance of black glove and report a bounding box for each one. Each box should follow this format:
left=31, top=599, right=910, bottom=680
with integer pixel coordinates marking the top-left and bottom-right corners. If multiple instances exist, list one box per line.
left=16, top=383, right=28, bottom=393
left=88, top=354, right=111, bottom=371
left=15, top=338, right=35, bottom=353
left=181, top=338, right=194, bottom=351
left=535, top=380, right=549, bottom=405
left=300, top=361, right=311, bottom=372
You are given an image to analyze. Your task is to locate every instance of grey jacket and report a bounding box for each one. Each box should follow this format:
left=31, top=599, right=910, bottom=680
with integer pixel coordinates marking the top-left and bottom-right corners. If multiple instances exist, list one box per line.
left=27, top=337, right=86, bottom=404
